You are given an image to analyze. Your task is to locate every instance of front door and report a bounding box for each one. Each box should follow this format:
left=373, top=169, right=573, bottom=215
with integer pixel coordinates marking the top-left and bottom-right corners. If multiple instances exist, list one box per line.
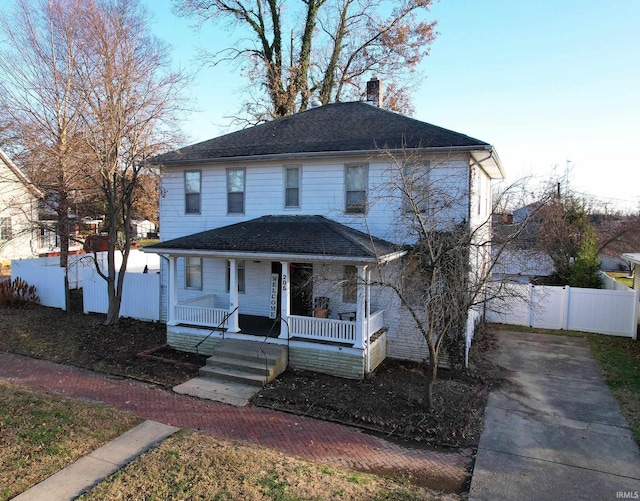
left=290, top=263, right=313, bottom=316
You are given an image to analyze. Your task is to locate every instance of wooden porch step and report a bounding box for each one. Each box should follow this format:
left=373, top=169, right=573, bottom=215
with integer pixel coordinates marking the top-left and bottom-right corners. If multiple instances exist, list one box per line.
left=198, top=339, right=288, bottom=387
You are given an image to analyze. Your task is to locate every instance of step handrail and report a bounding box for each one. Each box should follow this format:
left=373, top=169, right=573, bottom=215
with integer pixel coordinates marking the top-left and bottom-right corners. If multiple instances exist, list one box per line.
left=257, top=316, right=289, bottom=387
left=193, top=306, right=239, bottom=361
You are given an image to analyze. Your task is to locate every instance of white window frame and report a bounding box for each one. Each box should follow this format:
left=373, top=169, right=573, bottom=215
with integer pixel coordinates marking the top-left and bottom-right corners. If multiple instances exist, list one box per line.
left=344, top=163, right=368, bottom=214
left=226, top=260, right=246, bottom=293
left=402, top=160, right=433, bottom=214
left=185, top=257, right=203, bottom=290
left=227, top=168, right=245, bottom=214
left=342, top=265, right=357, bottom=303
left=284, top=165, right=301, bottom=208
left=0, top=217, right=12, bottom=241
left=184, top=171, right=201, bottom=215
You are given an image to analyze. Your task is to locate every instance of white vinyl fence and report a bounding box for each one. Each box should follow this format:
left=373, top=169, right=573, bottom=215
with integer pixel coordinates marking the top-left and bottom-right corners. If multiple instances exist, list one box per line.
left=82, top=268, right=160, bottom=321
left=487, top=283, right=639, bottom=339
left=11, top=250, right=159, bottom=311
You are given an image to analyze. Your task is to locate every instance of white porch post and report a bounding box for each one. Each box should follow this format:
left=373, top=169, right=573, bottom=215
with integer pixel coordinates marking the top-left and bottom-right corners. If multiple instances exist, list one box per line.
left=365, top=268, right=372, bottom=372
left=167, top=256, right=177, bottom=326
left=354, top=265, right=367, bottom=349
left=279, top=261, right=290, bottom=338
left=228, top=258, right=240, bottom=332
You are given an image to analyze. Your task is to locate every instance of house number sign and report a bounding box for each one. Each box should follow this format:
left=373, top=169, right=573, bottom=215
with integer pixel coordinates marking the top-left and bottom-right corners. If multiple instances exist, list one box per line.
left=269, top=273, right=279, bottom=319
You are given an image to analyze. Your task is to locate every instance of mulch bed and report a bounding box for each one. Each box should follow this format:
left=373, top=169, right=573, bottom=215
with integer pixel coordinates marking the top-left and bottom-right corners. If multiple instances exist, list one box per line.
left=252, top=335, right=501, bottom=448
left=0, top=290, right=503, bottom=448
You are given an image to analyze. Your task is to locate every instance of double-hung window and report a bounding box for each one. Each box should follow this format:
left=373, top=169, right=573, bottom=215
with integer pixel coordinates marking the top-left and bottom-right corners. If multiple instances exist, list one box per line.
left=284, top=165, right=300, bottom=208
left=402, top=160, right=431, bottom=214
left=345, top=164, right=368, bottom=213
left=226, top=260, right=245, bottom=293
left=184, top=171, right=201, bottom=214
left=185, top=257, right=202, bottom=290
left=227, top=168, right=245, bottom=214
left=343, top=265, right=357, bottom=303
left=0, top=217, right=12, bottom=240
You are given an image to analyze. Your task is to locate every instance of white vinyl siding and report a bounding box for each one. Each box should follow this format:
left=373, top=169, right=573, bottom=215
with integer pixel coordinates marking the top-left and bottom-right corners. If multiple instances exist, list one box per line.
left=226, top=260, right=245, bottom=293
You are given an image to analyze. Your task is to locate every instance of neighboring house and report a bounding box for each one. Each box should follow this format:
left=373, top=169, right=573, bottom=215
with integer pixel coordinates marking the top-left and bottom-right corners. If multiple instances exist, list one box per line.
left=621, top=253, right=640, bottom=291
left=130, top=219, right=156, bottom=239
left=144, top=89, right=505, bottom=379
left=0, top=148, right=41, bottom=261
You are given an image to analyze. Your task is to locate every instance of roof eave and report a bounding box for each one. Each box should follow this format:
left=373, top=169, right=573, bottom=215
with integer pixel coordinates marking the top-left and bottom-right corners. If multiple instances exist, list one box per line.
left=142, top=246, right=405, bottom=264
left=150, top=145, right=493, bottom=167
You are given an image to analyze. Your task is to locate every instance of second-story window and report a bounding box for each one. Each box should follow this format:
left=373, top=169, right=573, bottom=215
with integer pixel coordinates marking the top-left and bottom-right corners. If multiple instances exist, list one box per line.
left=185, top=171, right=201, bottom=214
left=0, top=217, right=12, bottom=240
left=227, top=168, right=245, bottom=214
left=284, top=165, right=300, bottom=208
left=345, top=164, right=368, bottom=213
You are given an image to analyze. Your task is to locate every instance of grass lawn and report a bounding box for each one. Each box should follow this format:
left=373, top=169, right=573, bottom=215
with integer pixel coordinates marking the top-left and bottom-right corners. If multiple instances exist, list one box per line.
left=501, top=325, right=640, bottom=444
left=605, top=271, right=634, bottom=288
left=79, top=431, right=458, bottom=501
left=0, top=381, right=141, bottom=501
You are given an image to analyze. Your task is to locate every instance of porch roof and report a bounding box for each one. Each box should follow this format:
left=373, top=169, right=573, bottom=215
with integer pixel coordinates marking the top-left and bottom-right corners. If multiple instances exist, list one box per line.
left=144, top=215, right=404, bottom=263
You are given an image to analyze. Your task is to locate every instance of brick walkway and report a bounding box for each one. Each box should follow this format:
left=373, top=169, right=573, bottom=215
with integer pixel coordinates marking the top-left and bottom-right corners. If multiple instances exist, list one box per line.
left=0, top=352, right=472, bottom=492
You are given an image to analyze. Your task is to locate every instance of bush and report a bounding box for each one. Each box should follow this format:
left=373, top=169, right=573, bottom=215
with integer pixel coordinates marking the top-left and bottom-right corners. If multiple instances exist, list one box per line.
left=0, top=278, right=40, bottom=307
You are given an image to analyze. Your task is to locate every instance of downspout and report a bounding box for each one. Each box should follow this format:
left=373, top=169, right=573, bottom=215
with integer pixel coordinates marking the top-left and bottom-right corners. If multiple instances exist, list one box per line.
left=159, top=253, right=170, bottom=324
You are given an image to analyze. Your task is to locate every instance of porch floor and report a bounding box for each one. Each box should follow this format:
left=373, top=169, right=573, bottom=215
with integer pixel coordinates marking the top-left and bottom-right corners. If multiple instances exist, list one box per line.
left=176, top=314, right=281, bottom=338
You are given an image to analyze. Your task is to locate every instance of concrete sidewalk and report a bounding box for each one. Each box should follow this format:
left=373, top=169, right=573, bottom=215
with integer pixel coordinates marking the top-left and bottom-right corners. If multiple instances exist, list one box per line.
left=0, top=351, right=471, bottom=493
left=470, top=330, right=640, bottom=501
left=13, top=420, right=179, bottom=501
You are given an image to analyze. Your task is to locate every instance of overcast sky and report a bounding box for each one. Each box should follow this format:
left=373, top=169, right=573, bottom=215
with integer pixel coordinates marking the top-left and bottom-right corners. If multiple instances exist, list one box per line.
left=145, top=0, right=640, bottom=211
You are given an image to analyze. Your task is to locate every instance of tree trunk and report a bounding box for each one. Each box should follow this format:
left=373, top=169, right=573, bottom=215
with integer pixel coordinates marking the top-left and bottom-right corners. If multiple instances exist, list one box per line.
left=424, top=354, right=438, bottom=412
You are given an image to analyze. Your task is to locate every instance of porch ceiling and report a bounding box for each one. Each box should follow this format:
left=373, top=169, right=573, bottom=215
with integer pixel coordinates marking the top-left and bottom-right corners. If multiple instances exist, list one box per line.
left=144, top=215, right=405, bottom=264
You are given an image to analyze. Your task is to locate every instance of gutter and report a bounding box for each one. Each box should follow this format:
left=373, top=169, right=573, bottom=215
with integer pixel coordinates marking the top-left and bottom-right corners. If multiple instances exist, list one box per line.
left=142, top=247, right=406, bottom=265
left=150, top=145, right=495, bottom=167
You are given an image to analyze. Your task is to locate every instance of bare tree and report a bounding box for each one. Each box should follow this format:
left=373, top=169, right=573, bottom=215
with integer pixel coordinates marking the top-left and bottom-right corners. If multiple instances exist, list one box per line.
left=0, top=0, right=93, bottom=306
left=74, top=0, right=188, bottom=324
left=365, top=152, right=539, bottom=411
left=173, top=0, right=437, bottom=122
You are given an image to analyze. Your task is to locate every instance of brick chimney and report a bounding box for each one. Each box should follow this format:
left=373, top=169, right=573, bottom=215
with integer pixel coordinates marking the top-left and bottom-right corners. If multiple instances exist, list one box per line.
left=366, top=78, right=383, bottom=107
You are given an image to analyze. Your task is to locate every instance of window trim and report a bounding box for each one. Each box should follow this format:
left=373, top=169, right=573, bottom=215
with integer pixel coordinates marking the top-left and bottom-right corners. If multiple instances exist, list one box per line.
left=0, top=217, right=12, bottom=241
left=185, top=257, right=203, bottom=290
left=283, top=165, right=301, bottom=209
left=226, top=260, right=246, bottom=293
left=184, top=170, right=201, bottom=215
left=344, top=163, right=368, bottom=214
left=342, top=265, right=357, bottom=303
left=226, top=167, right=246, bottom=215
left=402, top=160, right=433, bottom=214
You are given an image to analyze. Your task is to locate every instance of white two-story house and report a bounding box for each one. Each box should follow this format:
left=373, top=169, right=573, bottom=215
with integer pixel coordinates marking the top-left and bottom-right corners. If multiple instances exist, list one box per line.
left=145, top=92, right=504, bottom=380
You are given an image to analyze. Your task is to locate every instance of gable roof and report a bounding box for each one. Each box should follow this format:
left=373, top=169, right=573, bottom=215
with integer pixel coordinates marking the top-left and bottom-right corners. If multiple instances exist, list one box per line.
left=153, top=101, right=495, bottom=165
left=145, top=215, right=404, bottom=264
left=0, top=148, right=43, bottom=199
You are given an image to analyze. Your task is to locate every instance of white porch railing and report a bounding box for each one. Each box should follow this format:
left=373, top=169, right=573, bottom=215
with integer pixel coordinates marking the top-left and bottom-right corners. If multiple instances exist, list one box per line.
left=289, top=315, right=355, bottom=343
left=289, top=310, right=385, bottom=345
left=366, top=310, right=385, bottom=336
left=175, top=294, right=230, bottom=328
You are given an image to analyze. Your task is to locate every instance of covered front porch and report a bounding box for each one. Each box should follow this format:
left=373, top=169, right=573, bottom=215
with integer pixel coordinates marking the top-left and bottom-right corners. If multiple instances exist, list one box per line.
left=144, top=215, right=405, bottom=378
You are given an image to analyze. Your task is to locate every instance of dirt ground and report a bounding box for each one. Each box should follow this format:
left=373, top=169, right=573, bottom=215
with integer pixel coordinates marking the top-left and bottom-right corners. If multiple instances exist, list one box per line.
left=0, top=290, right=502, bottom=449
left=253, top=330, right=502, bottom=448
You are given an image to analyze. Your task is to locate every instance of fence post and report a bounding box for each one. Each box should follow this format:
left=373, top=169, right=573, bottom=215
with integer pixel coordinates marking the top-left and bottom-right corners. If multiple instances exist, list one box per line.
left=562, top=286, right=570, bottom=330
left=633, top=289, right=639, bottom=341
left=528, top=284, right=535, bottom=327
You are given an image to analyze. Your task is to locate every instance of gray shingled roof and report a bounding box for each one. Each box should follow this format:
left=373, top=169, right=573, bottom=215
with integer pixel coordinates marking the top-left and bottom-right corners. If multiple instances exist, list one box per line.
left=146, top=215, right=400, bottom=261
left=153, top=101, right=490, bottom=164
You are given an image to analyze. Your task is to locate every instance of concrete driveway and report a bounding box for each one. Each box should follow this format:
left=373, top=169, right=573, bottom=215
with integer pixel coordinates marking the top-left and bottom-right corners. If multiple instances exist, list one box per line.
left=470, top=329, right=640, bottom=501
